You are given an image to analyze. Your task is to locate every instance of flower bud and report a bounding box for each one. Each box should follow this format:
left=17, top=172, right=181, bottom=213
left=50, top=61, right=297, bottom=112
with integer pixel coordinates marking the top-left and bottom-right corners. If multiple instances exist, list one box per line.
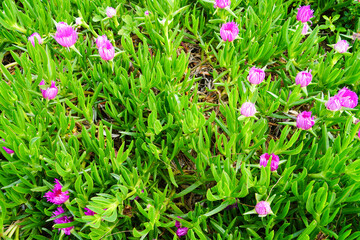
left=295, top=70, right=312, bottom=87
left=220, top=22, right=239, bottom=42
left=240, top=102, right=256, bottom=117
left=248, top=67, right=265, bottom=85
left=28, top=32, right=43, bottom=47
left=326, top=95, right=342, bottom=111
left=255, top=201, right=272, bottom=217
left=334, top=40, right=349, bottom=53
left=106, top=7, right=116, bottom=18
left=296, top=111, right=315, bottom=130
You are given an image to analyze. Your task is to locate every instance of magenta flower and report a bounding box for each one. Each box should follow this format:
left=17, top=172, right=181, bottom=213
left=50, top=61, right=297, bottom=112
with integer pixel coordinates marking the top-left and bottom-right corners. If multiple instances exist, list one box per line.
left=214, top=0, right=231, bottom=8
left=296, top=111, right=315, bottom=130
left=84, top=208, right=96, bottom=216
left=176, top=227, right=189, bottom=237
left=255, top=201, right=272, bottom=217
left=337, top=87, right=358, bottom=108
left=96, top=35, right=108, bottom=48
left=301, top=23, right=309, bottom=35
left=220, top=22, right=239, bottom=42
left=28, top=32, right=43, bottom=47
left=295, top=70, right=312, bottom=87
left=296, top=5, right=314, bottom=23
left=39, top=80, right=58, bottom=100
left=44, top=179, right=69, bottom=205
left=98, top=40, right=115, bottom=61
left=334, top=40, right=349, bottom=53
left=2, top=139, right=14, bottom=154
left=358, top=128, right=360, bottom=139
left=326, top=95, right=342, bottom=111
left=52, top=207, right=74, bottom=235
left=145, top=10, right=150, bottom=16
left=248, top=67, right=265, bottom=85
left=106, top=7, right=116, bottom=18
left=240, top=102, right=256, bottom=117
left=259, top=153, right=279, bottom=171
left=54, top=22, right=78, bottom=47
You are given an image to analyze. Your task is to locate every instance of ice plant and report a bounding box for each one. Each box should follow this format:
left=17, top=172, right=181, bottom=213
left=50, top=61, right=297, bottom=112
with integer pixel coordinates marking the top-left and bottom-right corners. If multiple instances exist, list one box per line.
left=326, top=95, right=342, bottom=111
left=98, top=40, right=115, bottom=61
left=54, top=22, right=78, bottom=47
left=39, top=80, right=58, bottom=100
left=96, top=35, right=108, bottom=48
left=44, top=179, right=69, bottom=204
left=295, top=70, right=312, bottom=87
left=296, top=5, right=314, bottom=23
left=334, top=40, right=349, bottom=53
left=259, top=153, right=279, bottom=171
left=240, top=102, right=256, bottom=117
left=220, top=22, right=239, bottom=42
left=296, top=111, right=315, bottom=130
left=52, top=207, right=74, bottom=235
left=145, top=10, right=150, bottom=16
left=106, top=7, right=116, bottom=18
left=2, top=139, right=14, bottom=154
left=248, top=67, right=265, bottom=85
left=337, top=87, right=358, bottom=108
left=28, top=32, right=43, bottom=47
left=214, top=0, right=231, bottom=8
left=84, top=208, right=96, bottom=216
left=255, top=201, right=272, bottom=217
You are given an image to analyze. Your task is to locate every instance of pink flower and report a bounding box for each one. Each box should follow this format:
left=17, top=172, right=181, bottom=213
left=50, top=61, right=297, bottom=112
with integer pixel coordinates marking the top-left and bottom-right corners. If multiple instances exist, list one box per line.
left=296, top=5, right=314, bottom=23
left=2, top=139, right=14, bottom=154
left=52, top=207, right=74, bottom=235
left=96, top=35, right=108, bottom=48
left=106, top=7, right=116, bottom=18
left=337, top=87, right=358, bottom=108
left=334, top=40, right=349, bottom=53
left=214, top=0, right=231, bottom=8
left=28, top=32, right=43, bottom=47
left=176, top=227, right=189, bottom=237
left=295, top=70, right=312, bottom=87
left=220, top=22, right=239, bottom=42
left=301, top=23, right=309, bottom=35
left=326, top=95, right=342, bottom=111
left=358, top=128, right=360, bottom=139
left=54, top=22, right=78, bottom=47
left=259, top=153, right=279, bottom=171
left=255, top=201, right=272, bottom=217
left=98, top=40, right=115, bottom=61
left=44, top=179, right=69, bottom=205
left=84, top=208, right=96, bottom=216
left=247, top=67, right=265, bottom=85
left=39, top=80, right=58, bottom=100
left=145, top=10, right=150, bottom=16
left=240, top=102, right=256, bottom=117
left=296, top=111, right=315, bottom=130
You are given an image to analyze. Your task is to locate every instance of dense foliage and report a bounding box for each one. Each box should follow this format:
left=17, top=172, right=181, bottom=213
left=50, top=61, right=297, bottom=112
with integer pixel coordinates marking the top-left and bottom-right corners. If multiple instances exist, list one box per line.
left=1, top=0, right=360, bottom=239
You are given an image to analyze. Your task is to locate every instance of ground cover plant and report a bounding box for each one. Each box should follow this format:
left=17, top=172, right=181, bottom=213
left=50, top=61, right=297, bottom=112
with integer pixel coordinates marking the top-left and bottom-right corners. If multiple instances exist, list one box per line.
left=0, top=0, right=360, bottom=239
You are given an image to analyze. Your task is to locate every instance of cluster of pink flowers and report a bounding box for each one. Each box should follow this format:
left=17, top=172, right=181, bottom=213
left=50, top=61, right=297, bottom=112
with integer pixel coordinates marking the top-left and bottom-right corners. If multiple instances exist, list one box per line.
left=96, top=35, right=115, bottom=61
left=175, top=217, right=189, bottom=237
left=326, top=87, right=358, bottom=111
left=44, top=179, right=73, bottom=235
